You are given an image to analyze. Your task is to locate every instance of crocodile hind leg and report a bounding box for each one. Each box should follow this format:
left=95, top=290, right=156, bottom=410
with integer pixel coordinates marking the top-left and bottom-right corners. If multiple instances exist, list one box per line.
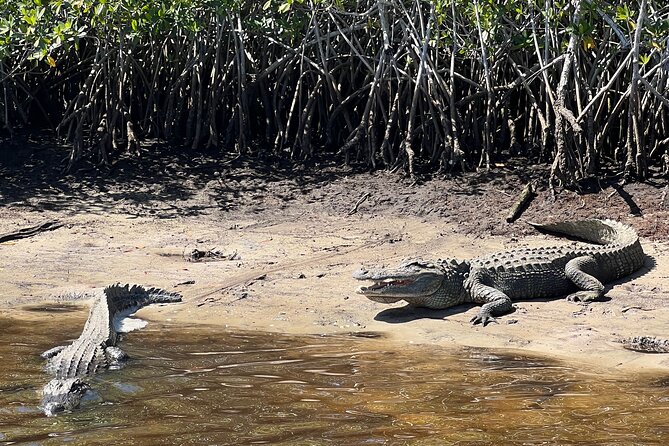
left=564, top=256, right=605, bottom=302
left=466, top=274, right=514, bottom=326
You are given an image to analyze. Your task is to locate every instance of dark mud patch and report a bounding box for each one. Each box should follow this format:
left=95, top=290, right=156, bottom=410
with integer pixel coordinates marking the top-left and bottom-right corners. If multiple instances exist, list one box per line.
left=346, top=331, right=386, bottom=339
left=21, top=303, right=84, bottom=313
left=1, top=136, right=667, bottom=241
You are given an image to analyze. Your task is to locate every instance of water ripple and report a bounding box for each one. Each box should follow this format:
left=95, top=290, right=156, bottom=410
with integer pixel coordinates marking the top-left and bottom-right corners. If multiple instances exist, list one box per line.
left=0, top=319, right=668, bottom=445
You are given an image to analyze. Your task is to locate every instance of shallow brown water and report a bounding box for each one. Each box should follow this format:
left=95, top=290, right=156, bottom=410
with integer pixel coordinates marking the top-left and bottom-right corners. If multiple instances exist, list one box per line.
left=0, top=315, right=668, bottom=445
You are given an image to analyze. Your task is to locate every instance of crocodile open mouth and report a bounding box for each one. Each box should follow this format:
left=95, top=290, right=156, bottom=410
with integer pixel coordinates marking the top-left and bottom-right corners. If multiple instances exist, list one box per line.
left=357, top=278, right=415, bottom=293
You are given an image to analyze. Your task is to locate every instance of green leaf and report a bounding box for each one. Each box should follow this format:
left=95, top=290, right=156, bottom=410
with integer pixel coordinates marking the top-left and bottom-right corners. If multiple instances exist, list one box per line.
left=28, top=48, right=45, bottom=61
left=23, top=11, right=37, bottom=26
left=278, top=2, right=291, bottom=13
left=615, top=5, right=630, bottom=21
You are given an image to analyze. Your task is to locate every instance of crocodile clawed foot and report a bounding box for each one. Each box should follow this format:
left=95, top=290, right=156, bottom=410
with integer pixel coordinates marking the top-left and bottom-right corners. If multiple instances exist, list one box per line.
left=470, top=313, right=497, bottom=326
left=105, top=346, right=128, bottom=370
left=566, top=291, right=602, bottom=303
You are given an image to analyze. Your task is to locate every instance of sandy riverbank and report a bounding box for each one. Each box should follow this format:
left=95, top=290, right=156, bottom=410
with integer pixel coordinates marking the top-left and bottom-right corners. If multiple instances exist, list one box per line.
left=1, top=207, right=668, bottom=374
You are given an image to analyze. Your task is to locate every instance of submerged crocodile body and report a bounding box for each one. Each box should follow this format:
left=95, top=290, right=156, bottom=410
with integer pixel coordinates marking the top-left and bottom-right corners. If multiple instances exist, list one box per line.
left=40, top=284, right=181, bottom=416
left=354, top=219, right=645, bottom=325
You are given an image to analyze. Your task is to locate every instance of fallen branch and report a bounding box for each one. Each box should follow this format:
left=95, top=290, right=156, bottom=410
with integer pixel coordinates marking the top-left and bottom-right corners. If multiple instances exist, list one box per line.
left=348, top=192, right=371, bottom=215
left=621, top=306, right=653, bottom=313
left=0, top=221, right=63, bottom=244
left=174, top=280, right=196, bottom=287
left=185, top=248, right=238, bottom=262
left=505, top=183, right=536, bottom=223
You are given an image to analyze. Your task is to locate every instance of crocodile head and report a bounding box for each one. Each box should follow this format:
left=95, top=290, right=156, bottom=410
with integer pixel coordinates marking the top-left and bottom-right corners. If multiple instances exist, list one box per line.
left=41, top=378, right=90, bottom=417
left=353, top=258, right=470, bottom=309
left=353, top=259, right=449, bottom=302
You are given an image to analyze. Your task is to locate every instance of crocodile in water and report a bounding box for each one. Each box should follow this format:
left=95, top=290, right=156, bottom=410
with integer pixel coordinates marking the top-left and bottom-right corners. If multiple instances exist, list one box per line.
left=40, top=284, right=182, bottom=416
left=353, top=219, right=645, bottom=326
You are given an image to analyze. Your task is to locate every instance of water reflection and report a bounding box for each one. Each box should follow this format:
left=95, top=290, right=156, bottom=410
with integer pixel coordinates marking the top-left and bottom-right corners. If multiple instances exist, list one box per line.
left=0, top=315, right=668, bottom=445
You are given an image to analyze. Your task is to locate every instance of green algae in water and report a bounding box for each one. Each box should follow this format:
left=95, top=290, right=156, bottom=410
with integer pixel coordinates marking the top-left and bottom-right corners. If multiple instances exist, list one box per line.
left=1, top=316, right=668, bottom=445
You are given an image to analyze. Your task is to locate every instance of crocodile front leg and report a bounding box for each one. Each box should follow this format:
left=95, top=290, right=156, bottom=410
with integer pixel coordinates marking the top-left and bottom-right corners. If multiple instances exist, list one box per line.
left=465, top=272, right=513, bottom=326
left=564, top=256, right=605, bottom=302
left=105, top=346, right=128, bottom=369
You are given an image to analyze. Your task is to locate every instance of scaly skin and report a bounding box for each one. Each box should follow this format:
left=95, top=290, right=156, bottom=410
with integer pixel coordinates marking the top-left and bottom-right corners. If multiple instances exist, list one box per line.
left=620, top=336, right=669, bottom=353
left=353, top=219, right=645, bottom=326
left=40, top=284, right=182, bottom=416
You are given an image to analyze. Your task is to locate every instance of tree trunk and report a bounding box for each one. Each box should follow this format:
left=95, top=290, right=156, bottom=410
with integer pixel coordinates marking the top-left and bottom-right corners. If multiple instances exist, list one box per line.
left=549, top=0, right=583, bottom=194
left=624, top=0, right=648, bottom=181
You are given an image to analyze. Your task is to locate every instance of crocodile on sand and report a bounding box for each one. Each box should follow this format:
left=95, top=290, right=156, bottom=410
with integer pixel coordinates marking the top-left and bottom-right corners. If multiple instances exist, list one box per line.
left=354, top=219, right=645, bottom=326
left=620, top=336, right=669, bottom=353
left=40, top=284, right=182, bottom=416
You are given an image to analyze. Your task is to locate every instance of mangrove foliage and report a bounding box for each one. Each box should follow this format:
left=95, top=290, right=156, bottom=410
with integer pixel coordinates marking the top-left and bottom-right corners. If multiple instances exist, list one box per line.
left=1, top=0, right=669, bottom=189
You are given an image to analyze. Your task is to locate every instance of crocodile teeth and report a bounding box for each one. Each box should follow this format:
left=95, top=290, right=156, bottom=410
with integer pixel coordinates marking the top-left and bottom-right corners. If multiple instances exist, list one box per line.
left=357, top=279, right=413, bottom=293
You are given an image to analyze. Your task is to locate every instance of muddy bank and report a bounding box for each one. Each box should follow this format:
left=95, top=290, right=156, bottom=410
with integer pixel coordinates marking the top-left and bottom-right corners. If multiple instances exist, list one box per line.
left=1, top=153, right=668, bottom=373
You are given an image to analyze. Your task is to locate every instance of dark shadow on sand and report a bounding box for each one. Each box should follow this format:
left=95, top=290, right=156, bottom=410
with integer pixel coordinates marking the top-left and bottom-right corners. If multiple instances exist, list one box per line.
left=373, top=293, right=619, bottom=324
left=374, top=304, right=475, bottom=323
left=0, top=132, right=350, bottom=218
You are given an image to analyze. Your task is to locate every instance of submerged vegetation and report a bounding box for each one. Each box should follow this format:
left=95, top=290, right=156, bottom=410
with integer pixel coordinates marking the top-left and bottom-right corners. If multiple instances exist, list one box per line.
left=1, top=0, right=668, bottom=189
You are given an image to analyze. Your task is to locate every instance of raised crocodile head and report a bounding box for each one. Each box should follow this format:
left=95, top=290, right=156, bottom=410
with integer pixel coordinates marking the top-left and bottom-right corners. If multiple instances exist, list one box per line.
left=353, top=258, right=469, bottom=308
left=41, top=378, right=90, bottom=417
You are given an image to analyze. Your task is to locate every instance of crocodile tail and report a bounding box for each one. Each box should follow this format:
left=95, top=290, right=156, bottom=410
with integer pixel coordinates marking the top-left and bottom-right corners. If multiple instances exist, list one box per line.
left=528, top=219, right=638, bottom=246
left=104, top=284, right=183, bottom=305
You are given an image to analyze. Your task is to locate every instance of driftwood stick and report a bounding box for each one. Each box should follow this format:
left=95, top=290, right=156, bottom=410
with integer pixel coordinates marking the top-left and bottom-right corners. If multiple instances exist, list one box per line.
left=621, top=306, right=653, bottom=313
left=0, top=221, right=63, bottom=244
left=505, top=182, right=536, bottom=223
left=348, top=192, right=371, bottom=215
